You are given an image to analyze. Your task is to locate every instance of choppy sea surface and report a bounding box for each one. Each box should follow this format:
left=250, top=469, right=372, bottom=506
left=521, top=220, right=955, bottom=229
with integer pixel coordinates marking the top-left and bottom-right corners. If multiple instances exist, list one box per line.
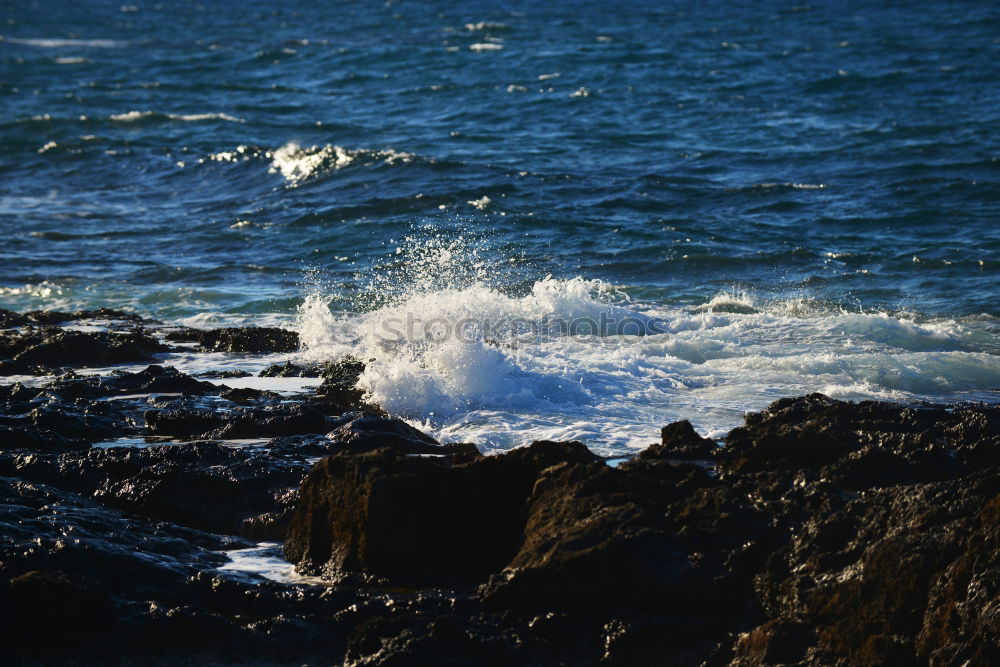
left=2, top=0, right=999, bottom=454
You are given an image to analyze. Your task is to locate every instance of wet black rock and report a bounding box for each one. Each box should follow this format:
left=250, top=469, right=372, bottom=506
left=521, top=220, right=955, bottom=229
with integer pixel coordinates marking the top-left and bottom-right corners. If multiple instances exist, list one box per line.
left=0, top=377, right=129, bottom=445
left=166, top=326, right=299, bottom=353
left=2, top=569, right=115, bottom=653
left=636, top=418, right=718, bottom=460
left=265, top=433, right=341, bottom=457
left=0, top=475, right=237, bottom=586
left=1, top=441, right=310, bottom=539
left=259, top=361, right=322, bottom=377
left=0, top=365, right=223, bottom=448
left=284, top=441, right=600, bottom=584
left=1, top=327, right=167, bottom=369
left=0, top=309, right=30, bottom=328
left=49, top=364, right=222, bottom=400
left=0, top=476, right=354, bottom=665
left=312, top=356, right=370, bottom=411
left=220, top=386, right=282, bottom=402
left=0, top=307, right=154, bottom=329
left=479, top=460, right=705, bottom=616
left=0, top=358, right=55, bottom=376
left=198, top=369, right=253, bottom=378
left=324, top=411, right=449, bottom=454
left=284, top=395, right=1000, bottom=665
left=0, top=424, right=90, bottom=451
left=2, top=317, right=999, bottom=667
left=146, top=403, right=330, bottom=440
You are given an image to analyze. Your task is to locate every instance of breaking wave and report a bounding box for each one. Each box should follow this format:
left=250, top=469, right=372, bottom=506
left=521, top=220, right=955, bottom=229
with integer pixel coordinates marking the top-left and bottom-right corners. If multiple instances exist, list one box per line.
left=295, top=237, right=1000, bottom=454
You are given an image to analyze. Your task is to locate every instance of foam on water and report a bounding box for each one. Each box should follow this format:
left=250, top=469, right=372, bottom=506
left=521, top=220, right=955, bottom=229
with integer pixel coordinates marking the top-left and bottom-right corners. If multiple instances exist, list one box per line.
left=4, top=1, right=998, bottom=457
left=216, top=542, right=327, bottom=586
left=0, top=36, right=128, bottom=48
left=110, top=110, right=244, bottom=123
left=297, top=239, right=1000, bottom=456
left=268, top=142, right=413, bottom=185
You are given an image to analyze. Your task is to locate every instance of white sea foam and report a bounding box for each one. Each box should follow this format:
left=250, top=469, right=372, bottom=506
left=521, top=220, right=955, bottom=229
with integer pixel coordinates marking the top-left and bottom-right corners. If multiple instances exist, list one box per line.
left=295, top=240, right=1000, bottom=456
left=465, top=22, right=506, bottom=32
left=467, top=196, right=491, bottom=210
left=0, top=36, right=127, bottom=48
left=469, top=43, right=503, bottom=52
left=269, top=142, right=413, bottom=184
left=171, top=112, right=244, bottom=122
left=0, top=281, right=73, bottom=310
left=110, top=110, right=244, bottom=123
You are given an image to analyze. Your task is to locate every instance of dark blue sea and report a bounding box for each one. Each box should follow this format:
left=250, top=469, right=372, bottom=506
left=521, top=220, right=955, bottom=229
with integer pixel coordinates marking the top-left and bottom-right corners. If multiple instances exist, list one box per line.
left=2, top=0, right=999, bottom=453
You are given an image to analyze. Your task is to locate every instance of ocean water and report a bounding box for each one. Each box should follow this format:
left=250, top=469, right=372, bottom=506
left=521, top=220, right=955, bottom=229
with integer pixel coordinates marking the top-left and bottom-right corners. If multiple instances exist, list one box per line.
left=2, top=0, right=999, bottom=454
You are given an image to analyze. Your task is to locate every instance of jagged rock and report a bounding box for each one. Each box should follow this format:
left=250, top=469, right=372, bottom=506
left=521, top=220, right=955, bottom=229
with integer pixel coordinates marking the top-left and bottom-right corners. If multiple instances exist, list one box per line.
left=312, top=357, right=369, bottom=411
left=284, top=440, right=599, bottom=584
left=197, top=369, right=253, bottom=378
left=0, top=383, right=127, bottom=445
left=0, top=367, right=222, bottom=452
left=1, top=328, right=167, bottom=368
left=0, top=476, right=353, bottom=664
left=480, top=460, right=694, bottom=613
left=3, top=329, right=1000, bottom=667
left=324, top=412, right=446, bottom=454
left=145, top=403, right=330, bottom=439
left=1, top=569, right=115, bottom=653
left=265, top=434, right=341, bottom=457
left=0, top=424, right=90, bottom=451
left=0, top=307, right=153, bottom=329
left=0, top=309, right=29, bottom=328
left=1, top=442, right=309, bottom=538
left=220, top=386, right=282, bottom=402
left=165, top=327, right=299, bottom=353
left=0, top=359, right=55, bottom=376
left=635, top=419, right=717, bottom=460
left=259, top=361, right=321, bottom=377
left=48, top=364, right=222, bottom=400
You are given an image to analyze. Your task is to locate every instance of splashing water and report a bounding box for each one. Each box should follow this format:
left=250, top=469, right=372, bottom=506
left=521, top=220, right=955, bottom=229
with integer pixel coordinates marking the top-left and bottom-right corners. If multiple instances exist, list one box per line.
left=296, top=236, right=1000, bottom=456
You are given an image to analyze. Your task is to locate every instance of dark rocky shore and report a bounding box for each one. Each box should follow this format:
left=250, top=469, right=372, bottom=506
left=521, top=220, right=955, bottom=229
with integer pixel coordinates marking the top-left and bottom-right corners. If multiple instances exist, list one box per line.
left=0, top=309, right=997, bottom=666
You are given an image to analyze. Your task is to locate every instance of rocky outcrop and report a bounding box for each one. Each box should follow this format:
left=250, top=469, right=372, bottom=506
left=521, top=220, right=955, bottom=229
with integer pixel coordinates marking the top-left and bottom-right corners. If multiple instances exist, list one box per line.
left=285, top=398, right=1000, bottom=665
left=144, top=403, right=331, bottom=439
left=284, top=440, right=600, bottom=584
left=2, top=308, right=998, bottom=666
left=0, top=442, right=310, bottom=538
left=311, top=356, right=372, bottom=412
left=165, top=326, right=299, bottom=353
left=259, top=361, right=322, bottom=377
left=0, top=307, right=153, bottom=329
left=1, top=327, right=167, bottom=369
left=0, top=365, right=227, bottom=448
left=0, top=476, right=354, bottom=665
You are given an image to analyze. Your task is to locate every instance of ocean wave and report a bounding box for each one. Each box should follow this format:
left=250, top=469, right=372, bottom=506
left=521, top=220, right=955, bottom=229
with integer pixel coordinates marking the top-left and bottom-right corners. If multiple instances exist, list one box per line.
left=469, top=43, right=504, bottom=52
left=465, top=22, right=508, bottom=32
left=294, top=256, right=1000, bottom=452
left=268, top=142, right=414, bottom=184
left=110, top=110, right=244, bottom=123
left=0, top=36, right=128, bottom=48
